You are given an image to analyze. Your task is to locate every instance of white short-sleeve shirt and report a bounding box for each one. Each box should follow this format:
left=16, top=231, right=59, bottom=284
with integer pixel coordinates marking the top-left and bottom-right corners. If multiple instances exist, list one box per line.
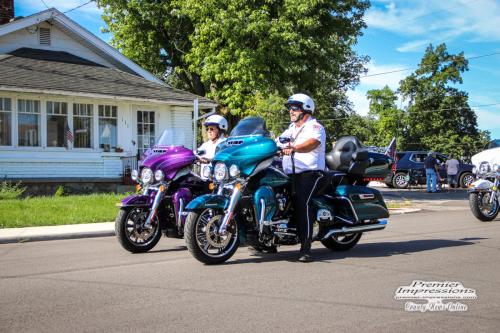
left=277, top=117, right=326, bottom=174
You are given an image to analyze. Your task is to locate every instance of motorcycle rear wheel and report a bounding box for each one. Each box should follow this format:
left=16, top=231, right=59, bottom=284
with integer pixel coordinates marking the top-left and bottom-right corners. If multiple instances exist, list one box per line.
left=184, top=209, right=239, bottom=264
left=469, top=192, right=499, bottom=222
left=115, top=207, right=162, bottom=253
left=321, top=233, right=362, bottom=251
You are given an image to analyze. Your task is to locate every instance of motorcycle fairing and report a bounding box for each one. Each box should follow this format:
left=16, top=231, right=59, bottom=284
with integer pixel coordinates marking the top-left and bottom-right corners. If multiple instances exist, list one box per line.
left=185, top=194, right=229, bottom=210
left=120, top=194, right=150, bottom=207
left=469, top=179, right=495, bottom=192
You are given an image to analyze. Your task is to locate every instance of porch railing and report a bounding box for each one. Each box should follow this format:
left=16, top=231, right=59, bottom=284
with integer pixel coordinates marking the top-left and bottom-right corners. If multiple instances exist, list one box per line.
left=121, top=154, right=139, bottom=184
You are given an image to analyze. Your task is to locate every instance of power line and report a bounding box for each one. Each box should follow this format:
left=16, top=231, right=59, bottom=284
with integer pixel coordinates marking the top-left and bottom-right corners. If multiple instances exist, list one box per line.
left=39, top=0, right=50, bottom=10
left=63, top=0, right=95, bottom=14
left=360, top=51, right=500, bottom=78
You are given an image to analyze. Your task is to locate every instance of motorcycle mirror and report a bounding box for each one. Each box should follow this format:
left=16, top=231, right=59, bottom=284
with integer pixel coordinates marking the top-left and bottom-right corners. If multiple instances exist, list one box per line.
left=279, top=137, right=291, bottom=144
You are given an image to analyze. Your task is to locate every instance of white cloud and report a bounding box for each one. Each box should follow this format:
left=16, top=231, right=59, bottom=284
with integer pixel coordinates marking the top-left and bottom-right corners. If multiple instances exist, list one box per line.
left=366, top=0, right=500, bottom=52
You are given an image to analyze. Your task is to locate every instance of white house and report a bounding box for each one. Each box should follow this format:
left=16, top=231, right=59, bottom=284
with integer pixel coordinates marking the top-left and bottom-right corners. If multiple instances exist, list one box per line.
left=0, top=4, right=216, bottom=183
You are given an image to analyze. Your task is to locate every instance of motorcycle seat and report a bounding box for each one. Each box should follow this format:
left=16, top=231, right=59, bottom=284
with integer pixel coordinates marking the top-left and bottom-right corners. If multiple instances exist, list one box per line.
left=315, top=170, right=346, bottom=195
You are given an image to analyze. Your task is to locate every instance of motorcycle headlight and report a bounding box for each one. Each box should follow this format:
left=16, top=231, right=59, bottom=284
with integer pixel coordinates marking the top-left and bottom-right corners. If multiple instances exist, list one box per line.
left=229, top=164, right=240, bottom=178
left=154, top=170, right=164, bottom=181
left=479, top=161, right=491, bottom=175
left=214, top=163, right=228, bottom=182
left=140, top=168, right=153, bottom=184
left=131, top=169, right=139, bottom=181
left=202, top=165, right=212, bottom=179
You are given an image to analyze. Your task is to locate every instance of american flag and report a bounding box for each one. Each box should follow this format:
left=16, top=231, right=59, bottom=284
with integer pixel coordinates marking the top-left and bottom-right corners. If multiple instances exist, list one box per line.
left=64, top=121, right=74, bottom=149
left=385, top=137, right=397, bottom=172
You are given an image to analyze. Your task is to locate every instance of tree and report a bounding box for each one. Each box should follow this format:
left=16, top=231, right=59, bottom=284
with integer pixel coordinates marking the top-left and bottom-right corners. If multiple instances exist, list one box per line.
left=398, top=43, right=489, bottom=159
left=366, top=85, right=403, bottom=146
left=98, top=0, right=369, bottom=127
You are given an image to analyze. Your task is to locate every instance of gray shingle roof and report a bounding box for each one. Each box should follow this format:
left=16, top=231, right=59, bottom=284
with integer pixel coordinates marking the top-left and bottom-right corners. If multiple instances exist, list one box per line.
left=0, top=48, right=217, bottom=107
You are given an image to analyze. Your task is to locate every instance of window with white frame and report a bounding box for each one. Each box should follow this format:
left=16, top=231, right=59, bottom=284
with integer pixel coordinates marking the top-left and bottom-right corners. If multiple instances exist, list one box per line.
left=18, top=99, right=41, bottom=147
left=73, top=103, right=93, bottom=148
left=46, top=101, right=68, bottom=147
left=99, top=105, right=117, bottom=152
left=137, top=111, right=155, bottom=156
left=0, top=97, right=12, bottom=146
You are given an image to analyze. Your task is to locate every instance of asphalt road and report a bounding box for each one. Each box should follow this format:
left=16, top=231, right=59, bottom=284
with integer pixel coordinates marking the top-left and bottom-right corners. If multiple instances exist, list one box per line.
left=1, top=207, right=499, bottom=332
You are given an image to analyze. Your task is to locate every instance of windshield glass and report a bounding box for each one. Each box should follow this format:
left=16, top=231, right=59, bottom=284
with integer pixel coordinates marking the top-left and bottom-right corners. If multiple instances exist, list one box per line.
left=487, top=139, right=500, bottom=149
left=229, top=117, right=269, bottom=137
left=156, top=128, right=187, bottom=147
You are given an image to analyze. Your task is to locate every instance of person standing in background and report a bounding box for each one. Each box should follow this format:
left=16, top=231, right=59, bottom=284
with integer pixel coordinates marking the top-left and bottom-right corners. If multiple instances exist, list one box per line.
left=445, top=154, right=460, bottom=190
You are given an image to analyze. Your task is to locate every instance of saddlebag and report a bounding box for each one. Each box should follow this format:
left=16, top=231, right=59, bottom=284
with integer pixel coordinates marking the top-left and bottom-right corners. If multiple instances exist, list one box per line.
left=333, top=185, right=389, bottom=222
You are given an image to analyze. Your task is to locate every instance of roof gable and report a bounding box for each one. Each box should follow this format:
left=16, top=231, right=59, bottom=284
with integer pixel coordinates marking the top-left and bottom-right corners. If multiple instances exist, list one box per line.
left=0, top=8, right=164, bottom=85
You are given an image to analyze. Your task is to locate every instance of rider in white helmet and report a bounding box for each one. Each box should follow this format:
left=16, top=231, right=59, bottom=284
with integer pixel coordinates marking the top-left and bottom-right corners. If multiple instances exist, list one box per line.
left=276, top=93, right=326, bottom=262
left=197, top=115, right=228, bottom=179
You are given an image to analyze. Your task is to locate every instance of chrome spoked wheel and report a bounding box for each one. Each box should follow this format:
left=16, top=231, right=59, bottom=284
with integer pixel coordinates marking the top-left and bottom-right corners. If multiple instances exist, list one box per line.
left=461, top=173, right=475, bottom=188
left=115, top=207, right=162, bottom=253
left=469, top=192, right=499, bottom=221
left=333, top=233, right=359, bottom=244
left=185, top=209, right=239, bottom=264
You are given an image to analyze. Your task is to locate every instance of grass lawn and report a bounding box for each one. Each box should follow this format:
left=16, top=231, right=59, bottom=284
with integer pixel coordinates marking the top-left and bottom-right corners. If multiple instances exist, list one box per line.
left=0, top=193, right=125, bottom=228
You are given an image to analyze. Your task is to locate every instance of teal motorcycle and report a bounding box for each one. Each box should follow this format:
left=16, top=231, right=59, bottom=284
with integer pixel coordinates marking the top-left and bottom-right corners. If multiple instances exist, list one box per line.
left=184, top=117, right=390, bottom=264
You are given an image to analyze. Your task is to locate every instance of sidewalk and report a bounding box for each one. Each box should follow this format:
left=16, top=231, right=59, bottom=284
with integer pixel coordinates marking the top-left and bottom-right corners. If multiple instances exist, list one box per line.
left=0, top=206, right=422, bottom=244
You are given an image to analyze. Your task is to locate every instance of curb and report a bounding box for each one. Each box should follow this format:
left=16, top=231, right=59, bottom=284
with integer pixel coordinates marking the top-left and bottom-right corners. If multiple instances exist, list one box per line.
left=388, top=207, right=422, bottom=215
left=0, top=222, right=115, bottom=244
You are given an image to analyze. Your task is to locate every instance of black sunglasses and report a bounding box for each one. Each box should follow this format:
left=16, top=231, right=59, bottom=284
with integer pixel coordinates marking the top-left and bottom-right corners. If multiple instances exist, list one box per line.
left=288, top=105, right=302, bottom=112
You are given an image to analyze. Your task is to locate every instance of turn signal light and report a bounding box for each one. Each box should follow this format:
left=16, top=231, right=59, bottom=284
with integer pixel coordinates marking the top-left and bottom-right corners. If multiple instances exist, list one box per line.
left=135, top=184, right=141, bottom=192
left=208, top=182, right=215, bottom=191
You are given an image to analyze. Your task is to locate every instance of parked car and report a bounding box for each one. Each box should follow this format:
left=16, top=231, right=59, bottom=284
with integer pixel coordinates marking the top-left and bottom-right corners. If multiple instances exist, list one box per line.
left=385, top=151, right=475, bottom=189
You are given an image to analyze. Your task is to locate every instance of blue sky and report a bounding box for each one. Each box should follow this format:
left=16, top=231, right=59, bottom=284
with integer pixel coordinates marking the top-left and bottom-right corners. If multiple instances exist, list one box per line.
left=14, top=0, right=500, bottom=139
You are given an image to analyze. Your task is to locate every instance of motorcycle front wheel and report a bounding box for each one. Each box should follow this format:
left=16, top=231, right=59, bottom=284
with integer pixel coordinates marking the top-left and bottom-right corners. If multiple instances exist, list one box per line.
left=115, top=207, right=162, bottom=253
left=469, top=192, right=499, bottom=222
left=184, top=209, right=239, bottom=264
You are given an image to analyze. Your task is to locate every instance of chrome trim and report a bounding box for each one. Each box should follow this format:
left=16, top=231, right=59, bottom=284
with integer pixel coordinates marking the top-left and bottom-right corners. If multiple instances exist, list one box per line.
left=358, top=194, right=375, bottom=200
left=218, top=183, right=242, bottom=235
left=259, top=198, right=266, bottom=234
left=322, top=219, right=387, bottom=239
left=274, top=231, right=297, bottom=237
left=144, top=188, right=164, bottom=228
left=338, top=196, right=359, bottom=222
left=177, top=198, right=184, bottom=228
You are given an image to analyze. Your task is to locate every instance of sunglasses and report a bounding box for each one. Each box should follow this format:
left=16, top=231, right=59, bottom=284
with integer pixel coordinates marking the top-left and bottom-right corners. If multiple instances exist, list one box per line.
left=288, top=105, right=302, bottom=112
left=206, top=127, right=218, bottom=132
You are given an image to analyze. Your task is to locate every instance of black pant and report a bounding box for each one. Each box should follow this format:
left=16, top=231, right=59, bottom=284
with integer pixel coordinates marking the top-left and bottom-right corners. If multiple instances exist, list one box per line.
left=293, top=171, right=324, bottom=250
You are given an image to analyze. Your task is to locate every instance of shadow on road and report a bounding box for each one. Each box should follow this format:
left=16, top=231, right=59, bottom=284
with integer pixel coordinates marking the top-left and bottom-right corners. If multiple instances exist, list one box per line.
left=228, top=238, right=484, bottom=265
left=379, top=187, right=469, bottom=203
left=148, top=245, right=187, bottom=253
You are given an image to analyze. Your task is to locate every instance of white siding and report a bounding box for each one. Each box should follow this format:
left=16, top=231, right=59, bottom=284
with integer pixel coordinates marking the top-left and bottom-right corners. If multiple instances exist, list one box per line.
left=0, top=92, right=196, bottom=179
left=0, top=22, right=114, bottom=68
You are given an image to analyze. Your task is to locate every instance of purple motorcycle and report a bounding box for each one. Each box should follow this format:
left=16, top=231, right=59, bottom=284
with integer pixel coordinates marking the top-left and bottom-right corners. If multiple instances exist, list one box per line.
left=116, top=130, right=209, bottom=253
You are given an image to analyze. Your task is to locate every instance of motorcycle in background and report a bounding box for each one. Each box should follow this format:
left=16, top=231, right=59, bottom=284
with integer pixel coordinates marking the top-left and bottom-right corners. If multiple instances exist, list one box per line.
left=469, top=144, right=500, bottom=221
left=183, top=117, right=390, bottom=264
left=115, top=129, right=209, bottom=253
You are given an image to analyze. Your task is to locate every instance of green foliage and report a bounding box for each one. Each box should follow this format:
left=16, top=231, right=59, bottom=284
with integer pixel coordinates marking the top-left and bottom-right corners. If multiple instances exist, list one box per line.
left=54, top=186, right=67, bottom=197
left=396, top=43, right=488, bottom=158
left=0, top=193, right=123, bottom=228
left=98, top=0, right=369, bottom=122
left=0, top=181, right=26, bottom=200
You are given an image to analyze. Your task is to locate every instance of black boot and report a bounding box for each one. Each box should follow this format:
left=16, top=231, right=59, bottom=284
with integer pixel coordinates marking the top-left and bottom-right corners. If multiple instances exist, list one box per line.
left=298, top=240, right=313, bottom=262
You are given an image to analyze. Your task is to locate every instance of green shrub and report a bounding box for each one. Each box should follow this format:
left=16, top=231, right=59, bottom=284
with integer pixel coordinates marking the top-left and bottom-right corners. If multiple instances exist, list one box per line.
left=54, top=186, right=67, bottom=197
left=0, top=181, right=26, bottom=200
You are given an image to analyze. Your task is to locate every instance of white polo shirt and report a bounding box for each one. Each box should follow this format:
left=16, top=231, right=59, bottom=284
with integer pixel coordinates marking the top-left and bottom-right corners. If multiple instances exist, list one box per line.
left=277, top=117, right=326, bottom=174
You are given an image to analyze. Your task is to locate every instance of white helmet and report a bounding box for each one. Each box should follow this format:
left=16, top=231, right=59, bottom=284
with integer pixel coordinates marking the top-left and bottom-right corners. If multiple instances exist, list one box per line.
left=204, top=114, right=228, bottom=132
left=285, top=93, right=315, bottom=113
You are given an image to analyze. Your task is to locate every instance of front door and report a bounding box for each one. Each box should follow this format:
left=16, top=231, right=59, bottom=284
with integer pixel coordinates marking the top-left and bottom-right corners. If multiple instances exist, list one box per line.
left=137, top=110, right=155, bottom=156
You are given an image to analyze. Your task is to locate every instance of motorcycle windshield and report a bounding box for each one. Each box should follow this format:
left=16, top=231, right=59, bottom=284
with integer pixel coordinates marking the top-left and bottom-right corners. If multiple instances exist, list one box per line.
left=487, top=139, right=500, bottom=149
left=156, top=129, right=187, bottom=147
left=229, top=117, right=270, bottom=137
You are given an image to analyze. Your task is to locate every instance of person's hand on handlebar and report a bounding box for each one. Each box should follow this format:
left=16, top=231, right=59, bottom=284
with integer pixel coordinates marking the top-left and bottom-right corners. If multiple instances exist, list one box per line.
left=282, top=144, right=294, bottom=156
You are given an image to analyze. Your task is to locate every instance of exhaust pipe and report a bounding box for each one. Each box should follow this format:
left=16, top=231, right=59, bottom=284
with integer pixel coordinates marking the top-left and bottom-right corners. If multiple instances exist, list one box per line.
left=322, top=219, right=387, bottom=240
